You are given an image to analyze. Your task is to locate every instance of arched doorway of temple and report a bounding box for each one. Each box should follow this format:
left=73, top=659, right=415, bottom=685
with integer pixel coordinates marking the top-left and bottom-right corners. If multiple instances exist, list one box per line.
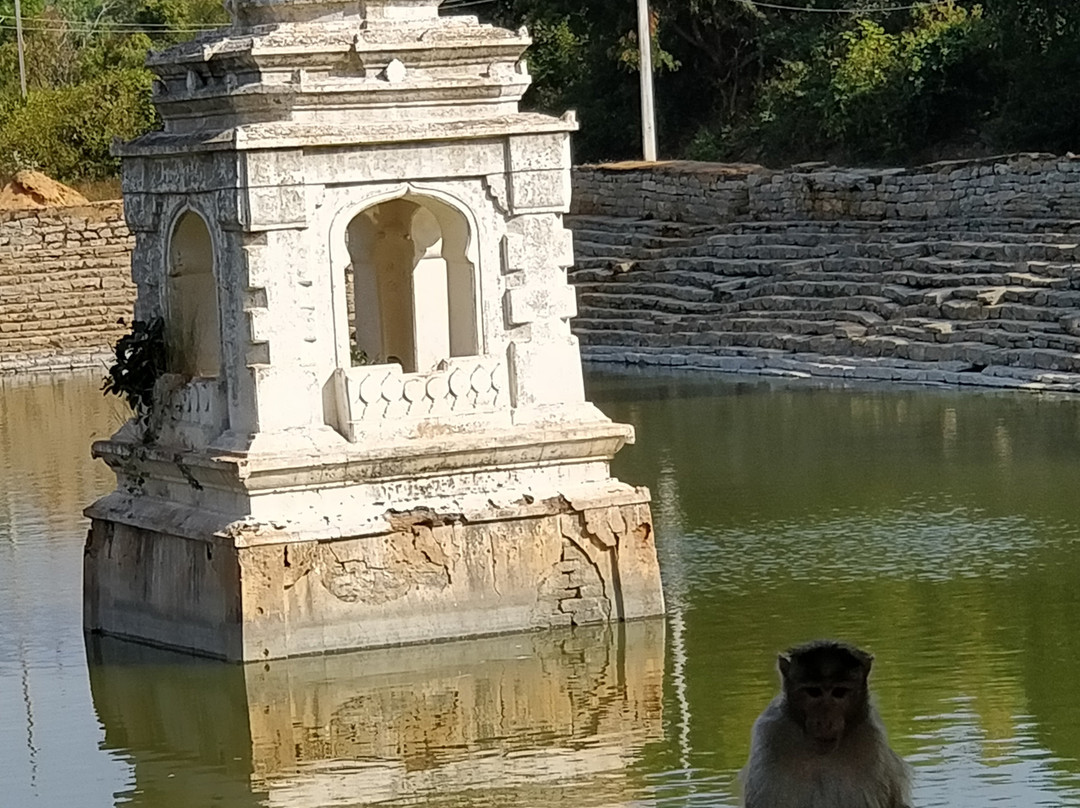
left=340, top=194, right=479, bottom=374
left=166, top=209, right=221, bottom=378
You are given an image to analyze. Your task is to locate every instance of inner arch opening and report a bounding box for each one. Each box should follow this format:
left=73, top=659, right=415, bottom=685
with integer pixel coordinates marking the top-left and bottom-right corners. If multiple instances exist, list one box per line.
left=167, top=210, right=221, bottom=378
left=343, top=194, right=478, bottom=374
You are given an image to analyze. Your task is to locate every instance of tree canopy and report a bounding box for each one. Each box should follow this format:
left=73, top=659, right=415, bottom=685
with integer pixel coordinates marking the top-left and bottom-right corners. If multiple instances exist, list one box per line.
left=485, top=0, right=1080, bottom=165
left=0, top=0, right=1078, bottom=185
left=0, top=0, right=226, bottom=183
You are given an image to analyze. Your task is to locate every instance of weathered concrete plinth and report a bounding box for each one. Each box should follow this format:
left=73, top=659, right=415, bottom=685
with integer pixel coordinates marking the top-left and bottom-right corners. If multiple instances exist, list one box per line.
left=85, top=474, right=661, bottom=661
left=86, top=416, right=663, bottom=660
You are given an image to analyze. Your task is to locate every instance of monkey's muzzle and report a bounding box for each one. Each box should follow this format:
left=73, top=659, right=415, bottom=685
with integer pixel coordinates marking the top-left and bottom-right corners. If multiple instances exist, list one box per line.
left=809, top=734, right=843, bottom=755
left=806, top=717, right=845, bottom=754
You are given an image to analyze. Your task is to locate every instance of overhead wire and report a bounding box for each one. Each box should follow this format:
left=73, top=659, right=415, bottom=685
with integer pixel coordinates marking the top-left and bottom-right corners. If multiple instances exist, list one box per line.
left=744, top=1, right=937, bottom=12
left=0, top=0, right=936, bottom=38
left=0, top=20, right=223, bottom=34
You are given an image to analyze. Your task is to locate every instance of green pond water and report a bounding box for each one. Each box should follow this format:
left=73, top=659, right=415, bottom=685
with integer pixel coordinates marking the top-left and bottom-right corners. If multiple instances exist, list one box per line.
left=3, top=369, right=1080, bottom=807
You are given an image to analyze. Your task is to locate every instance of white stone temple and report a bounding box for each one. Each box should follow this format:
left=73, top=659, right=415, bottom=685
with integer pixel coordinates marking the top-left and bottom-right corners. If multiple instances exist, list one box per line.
left=84, top=0, right=664, bottom=661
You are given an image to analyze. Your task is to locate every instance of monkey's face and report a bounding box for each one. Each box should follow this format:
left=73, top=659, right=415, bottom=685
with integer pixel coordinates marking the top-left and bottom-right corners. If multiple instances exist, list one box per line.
left=789, top=678, right=866, bottom=753
left=778, top=641, right=874, bottom=754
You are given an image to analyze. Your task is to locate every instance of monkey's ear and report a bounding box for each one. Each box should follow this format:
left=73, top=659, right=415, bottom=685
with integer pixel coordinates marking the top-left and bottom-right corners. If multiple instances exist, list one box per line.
left=778, top=653, right=792, bottom=679
left=857, top=650, right=874, bottom=677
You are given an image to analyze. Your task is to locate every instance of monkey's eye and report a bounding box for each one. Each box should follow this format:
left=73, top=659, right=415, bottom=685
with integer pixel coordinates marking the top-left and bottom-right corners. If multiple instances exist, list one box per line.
left=804, top=687, right=824, bottom=698
left=832, top=687, right=850, bottom=698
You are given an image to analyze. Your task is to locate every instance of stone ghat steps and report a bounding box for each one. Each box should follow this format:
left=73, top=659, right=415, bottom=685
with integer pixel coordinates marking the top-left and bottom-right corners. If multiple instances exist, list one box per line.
left=578, top=295, right=1080, bottom=367
left=570, top=214, right=1080, bottom=240
left=574, top=314, right=1080, bottom=354
left=575, top=327, right=1080, bottom=375
left=580, top=344, right=1080, bottom=392
left=572, top=255, right=1080, bottom=283
left=575, top=287, right=1080, bottom=320
left=571, top=215, right=1080, bottom=261
left=576, top=277, right=1080, bottom=306
left=575, top=306, right=1077, bottom=337
left=567, top=215, right=1080, bottom=388
left=574, top=234, right=1080, bottom=263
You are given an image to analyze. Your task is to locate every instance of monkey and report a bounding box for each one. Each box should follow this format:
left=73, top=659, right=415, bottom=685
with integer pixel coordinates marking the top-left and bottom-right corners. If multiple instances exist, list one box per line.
left=740, top=640, right=912, bottom=808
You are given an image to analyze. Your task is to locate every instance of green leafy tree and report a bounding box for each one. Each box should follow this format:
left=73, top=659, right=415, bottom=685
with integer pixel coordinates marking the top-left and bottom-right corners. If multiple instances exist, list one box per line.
left=0, top=65, right=155, bottom=180
left=485, top=0, right=680, bottom=160
left=985, top=0, right=1080, bottom=152
left=0, top=0, right=227, bottom=184
left=725, top=1, right=991, bottom=163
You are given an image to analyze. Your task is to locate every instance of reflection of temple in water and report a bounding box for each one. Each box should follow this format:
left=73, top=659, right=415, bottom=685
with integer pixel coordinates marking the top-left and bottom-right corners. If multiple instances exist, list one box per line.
left=87, top=620, right=665, bottom=807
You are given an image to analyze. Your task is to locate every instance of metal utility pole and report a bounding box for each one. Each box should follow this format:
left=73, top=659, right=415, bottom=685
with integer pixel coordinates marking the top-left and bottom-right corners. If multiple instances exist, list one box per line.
left=636, top=0, right=657, bottom=161
left=14, top=0, right=27, bottom=98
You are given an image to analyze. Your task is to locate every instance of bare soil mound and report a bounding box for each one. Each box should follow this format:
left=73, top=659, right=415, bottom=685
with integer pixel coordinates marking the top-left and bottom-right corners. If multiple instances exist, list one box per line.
left=0, top=170, right=89, bottom=210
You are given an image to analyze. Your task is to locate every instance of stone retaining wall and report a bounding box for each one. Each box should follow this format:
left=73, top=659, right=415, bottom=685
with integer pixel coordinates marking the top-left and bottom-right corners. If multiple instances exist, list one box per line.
left=568, top=156, right=1080, bottom=393
left=0, top=202, right=135, bottom=374
left=571, top=153, right=1080, bottom=224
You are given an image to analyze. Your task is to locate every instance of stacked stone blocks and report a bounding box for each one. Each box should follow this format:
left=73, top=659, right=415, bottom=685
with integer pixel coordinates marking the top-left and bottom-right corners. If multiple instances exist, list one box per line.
left=0, top=202, right=135, bottom=373
left=572, top=154, right=1080, bottom=224
left=569, top=156, right=1080, bottom=391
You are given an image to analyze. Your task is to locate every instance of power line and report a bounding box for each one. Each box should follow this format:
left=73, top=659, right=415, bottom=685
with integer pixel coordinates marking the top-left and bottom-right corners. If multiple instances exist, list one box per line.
left=0, top=20, right=223, bottom=34
left=0, top=0, right=498, bottom=33
left=741, top=0, right=937, bottom=12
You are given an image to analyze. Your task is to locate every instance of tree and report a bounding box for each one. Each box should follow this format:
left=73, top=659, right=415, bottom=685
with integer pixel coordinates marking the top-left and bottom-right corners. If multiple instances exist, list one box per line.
left=985, top=0, right=1080, bottom=152
left=0, top=0, right=225, bottom=183
left=0, top=67, right=155, bottom=179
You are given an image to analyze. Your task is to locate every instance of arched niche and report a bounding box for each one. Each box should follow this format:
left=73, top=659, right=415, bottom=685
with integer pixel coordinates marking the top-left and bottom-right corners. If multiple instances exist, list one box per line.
left=167, top=210, right=221, bottom=378
left=342, top=193, right=479, bottom=374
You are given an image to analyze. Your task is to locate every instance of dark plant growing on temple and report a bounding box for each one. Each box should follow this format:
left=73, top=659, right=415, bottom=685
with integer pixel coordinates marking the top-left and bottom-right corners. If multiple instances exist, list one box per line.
left=102, top=317, right=167, bottom=416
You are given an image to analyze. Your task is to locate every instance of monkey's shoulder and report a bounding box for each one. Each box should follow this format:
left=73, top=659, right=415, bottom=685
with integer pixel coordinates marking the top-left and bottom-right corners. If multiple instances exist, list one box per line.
left=746, top=698, right=801, bottom=756
left=742, top=705, right=912, bottom=808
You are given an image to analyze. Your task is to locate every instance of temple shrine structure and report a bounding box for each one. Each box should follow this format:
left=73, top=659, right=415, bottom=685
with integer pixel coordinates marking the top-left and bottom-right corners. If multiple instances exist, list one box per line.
left=84, top=0, right=665, bottom=661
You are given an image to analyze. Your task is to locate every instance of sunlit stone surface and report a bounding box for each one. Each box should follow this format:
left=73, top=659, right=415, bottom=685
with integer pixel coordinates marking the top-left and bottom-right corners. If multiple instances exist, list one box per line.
left=83, top=0, right=664, bottom=660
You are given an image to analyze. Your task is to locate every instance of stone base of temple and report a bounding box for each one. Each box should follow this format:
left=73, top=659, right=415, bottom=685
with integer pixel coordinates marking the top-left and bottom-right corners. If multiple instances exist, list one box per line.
left=83, top=487, right=664, bottom=661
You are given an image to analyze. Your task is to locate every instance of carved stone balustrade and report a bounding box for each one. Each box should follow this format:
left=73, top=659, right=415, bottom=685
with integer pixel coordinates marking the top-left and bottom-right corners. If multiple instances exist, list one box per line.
left=332, top=355, right=508, bottom=441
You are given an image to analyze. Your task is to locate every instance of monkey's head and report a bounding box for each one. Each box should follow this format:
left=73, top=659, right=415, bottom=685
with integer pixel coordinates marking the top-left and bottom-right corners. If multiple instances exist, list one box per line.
left=779, top=640, right=873, bottom=754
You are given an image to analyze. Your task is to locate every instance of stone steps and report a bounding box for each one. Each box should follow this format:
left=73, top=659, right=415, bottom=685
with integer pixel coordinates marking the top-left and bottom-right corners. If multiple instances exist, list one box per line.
left=572, top=217, right=1080, bottom=238
left=574, top=236, right=1080, bottom=264
left=578, top=279, right=1080, bottom=314
left=576, top=291, right=728, bottom=316
left=570, top=214, right=1080, bottom=239
left=567, top=215, right=1080, bottom=388
left=575, top=323, right=1080, bottom=373
left=575, top=260, right=1080, bottom=295
left=580, top=346, right=1080, bottom=392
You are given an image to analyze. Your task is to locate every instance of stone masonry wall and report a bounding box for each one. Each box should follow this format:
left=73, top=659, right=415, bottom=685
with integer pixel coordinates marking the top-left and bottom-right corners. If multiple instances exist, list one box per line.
left=571, top=153, right=1080, bottom=223
left=0, top=202, right=135, bottom=374
left=569, top=155, right=1080, bottom=393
